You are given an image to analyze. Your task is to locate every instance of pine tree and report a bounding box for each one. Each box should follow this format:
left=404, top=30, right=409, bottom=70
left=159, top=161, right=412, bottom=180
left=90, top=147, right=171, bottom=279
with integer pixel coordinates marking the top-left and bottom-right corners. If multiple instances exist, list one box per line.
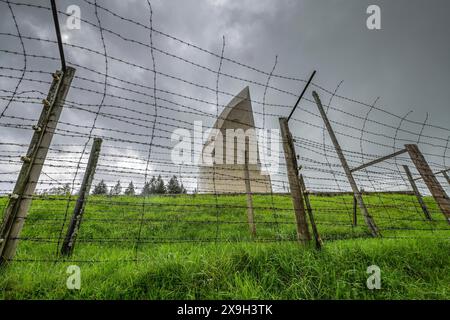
left=92, top=180, right=108, bottom=195
left=124, top=181, right=135, bottom=196
left=167, top=176, right=187, bottom=194
left=167, top=175, right=181, bottom=194
left=155, top=175, right=166, bottom=194
left=141, top=181, right=151, bottom=196
left=149, top=176, right=157, bottom=194
left=111, top=180, right=122, bottom=196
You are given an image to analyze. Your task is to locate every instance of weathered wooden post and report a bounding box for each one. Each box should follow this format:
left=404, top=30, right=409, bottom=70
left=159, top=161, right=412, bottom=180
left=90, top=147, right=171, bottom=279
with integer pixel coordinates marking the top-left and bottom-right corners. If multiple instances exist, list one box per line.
left=279, top=117, right=311, bottom=244
left=402, top=165, right=432, bottom=220
left=0, top=67, right=76, bottom=265
left=405, top=144, right=450, bottom=223
left=244, top=150, right=256, bottom=237
left=312, top=91, right=379, bottom=237
left=352, top=195, right=358, bottom=226
left=299, top=173, right=322, bottom=249
left=61, top=138, right=102, bottom=256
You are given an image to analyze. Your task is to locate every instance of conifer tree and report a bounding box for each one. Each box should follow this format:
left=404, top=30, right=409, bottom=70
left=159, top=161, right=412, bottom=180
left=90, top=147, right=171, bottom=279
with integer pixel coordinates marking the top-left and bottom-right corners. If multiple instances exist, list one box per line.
left=92, top=180, right=108, bottom=195
left=155, top=175, right=166, bottom=194
left=124, top=181, right=135, bottom=196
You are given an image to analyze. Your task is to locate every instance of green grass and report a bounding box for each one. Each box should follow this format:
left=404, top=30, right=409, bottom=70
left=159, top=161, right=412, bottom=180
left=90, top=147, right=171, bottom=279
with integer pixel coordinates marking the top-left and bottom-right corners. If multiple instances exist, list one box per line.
left=0, top=193, right=449, bottom=299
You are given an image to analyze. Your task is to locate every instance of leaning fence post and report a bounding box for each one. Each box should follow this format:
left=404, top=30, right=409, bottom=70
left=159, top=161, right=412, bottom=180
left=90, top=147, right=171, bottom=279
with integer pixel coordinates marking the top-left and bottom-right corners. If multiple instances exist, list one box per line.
left=352, top=195, right=358, bottom=227
left=405, top=144, right=450, bottom=223
left=61, top=138, right=102, bottom=256
left=312, top=91, right=379, bottom=237
left=0, top=67, right=76, bottom=266
left=244, top=150, right=256, bottom=237
left=279, top=117, right=311, bottom=244
left=402, top=165, right=432, bottom=221
left=299, top=173, right=322, bottom=249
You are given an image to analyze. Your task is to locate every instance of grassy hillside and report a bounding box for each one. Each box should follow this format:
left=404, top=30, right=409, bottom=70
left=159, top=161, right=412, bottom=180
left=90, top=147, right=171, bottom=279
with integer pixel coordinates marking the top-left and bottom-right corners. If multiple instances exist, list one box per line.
left=0, top=194, right=449, bottom=299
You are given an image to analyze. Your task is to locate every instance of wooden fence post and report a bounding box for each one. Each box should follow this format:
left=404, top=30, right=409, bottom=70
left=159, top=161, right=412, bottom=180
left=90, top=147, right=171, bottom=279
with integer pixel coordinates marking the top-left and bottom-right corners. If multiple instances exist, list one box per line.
left=0, top=67, right=76, bottom=265
left=61, top=138, right=102, bottom=256
left=312, top=91, right=379, bottom=237
left=279, top=117, right=311, bottom=244
left=405, top=144, right=450, bottom=223
left=299, top=174, right=322, bottom=249
left=352, top=195, right=358, bottom=226
left=402, top=165, right=432, bottom=220
left=244, top=150, right=256, bottom=237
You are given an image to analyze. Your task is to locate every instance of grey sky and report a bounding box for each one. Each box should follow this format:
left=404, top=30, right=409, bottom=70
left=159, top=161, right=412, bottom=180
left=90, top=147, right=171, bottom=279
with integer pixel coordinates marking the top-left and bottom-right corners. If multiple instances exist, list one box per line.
left=0, top=0, right=449, bottom=194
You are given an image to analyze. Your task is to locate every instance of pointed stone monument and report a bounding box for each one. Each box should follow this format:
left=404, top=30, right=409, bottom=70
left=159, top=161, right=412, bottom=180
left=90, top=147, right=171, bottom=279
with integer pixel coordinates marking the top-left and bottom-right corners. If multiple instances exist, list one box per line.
left=198, top=86, right=272, bottom=193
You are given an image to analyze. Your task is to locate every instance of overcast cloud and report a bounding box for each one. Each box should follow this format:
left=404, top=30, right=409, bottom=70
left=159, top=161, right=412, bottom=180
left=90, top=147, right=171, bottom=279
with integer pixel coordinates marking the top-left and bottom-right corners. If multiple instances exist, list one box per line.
left=0, top=0, right=449, bottom=195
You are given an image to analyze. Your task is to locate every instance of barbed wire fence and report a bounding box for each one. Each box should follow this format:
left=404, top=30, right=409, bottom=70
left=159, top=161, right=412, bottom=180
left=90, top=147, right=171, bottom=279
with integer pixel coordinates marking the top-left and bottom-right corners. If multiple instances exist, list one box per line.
left=0, top=0, right=449, bottom=264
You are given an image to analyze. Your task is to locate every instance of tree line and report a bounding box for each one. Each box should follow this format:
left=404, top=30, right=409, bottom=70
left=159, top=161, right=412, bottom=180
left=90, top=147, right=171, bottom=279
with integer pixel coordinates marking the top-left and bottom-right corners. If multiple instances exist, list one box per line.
left=91, top=175, right=187, bottom=196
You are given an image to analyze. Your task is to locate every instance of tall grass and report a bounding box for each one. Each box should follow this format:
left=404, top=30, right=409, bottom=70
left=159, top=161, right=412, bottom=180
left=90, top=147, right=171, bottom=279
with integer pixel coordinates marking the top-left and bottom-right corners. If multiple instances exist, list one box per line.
left=0, top=194, right=448, bottom=299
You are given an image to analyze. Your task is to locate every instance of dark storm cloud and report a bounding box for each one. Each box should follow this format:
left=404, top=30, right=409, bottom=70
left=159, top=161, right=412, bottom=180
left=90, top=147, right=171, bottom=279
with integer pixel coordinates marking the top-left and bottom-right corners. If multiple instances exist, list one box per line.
left=0, top=0, right=449, bottom=194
